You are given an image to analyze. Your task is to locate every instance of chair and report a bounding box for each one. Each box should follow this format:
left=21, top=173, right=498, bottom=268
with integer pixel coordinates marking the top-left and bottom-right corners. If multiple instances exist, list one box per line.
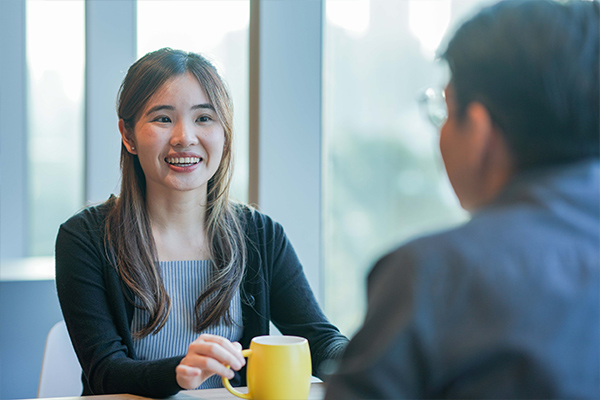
left=38, top=320, right=83, bottom=398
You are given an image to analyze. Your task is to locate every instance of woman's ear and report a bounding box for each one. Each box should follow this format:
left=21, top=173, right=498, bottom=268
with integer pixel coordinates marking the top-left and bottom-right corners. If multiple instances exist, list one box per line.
left=119, top=119, right=137, bottom=155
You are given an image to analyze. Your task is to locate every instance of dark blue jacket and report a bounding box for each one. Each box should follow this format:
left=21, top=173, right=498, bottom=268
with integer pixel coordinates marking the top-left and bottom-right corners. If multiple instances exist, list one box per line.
left=326, top=160, right=600, bottom=399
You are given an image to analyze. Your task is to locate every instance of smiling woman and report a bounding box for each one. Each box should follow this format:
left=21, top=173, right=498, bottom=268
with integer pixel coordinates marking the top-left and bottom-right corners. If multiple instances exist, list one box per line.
left=120, top=72, right=225, bottom=197
left=54, top=48, right=348, bottom=398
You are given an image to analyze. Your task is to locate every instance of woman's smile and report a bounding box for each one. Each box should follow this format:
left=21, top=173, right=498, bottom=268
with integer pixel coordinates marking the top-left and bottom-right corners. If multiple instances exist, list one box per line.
left=164, top=151, right=204, bottom=171
left=165, top=156, right=202, bottom=167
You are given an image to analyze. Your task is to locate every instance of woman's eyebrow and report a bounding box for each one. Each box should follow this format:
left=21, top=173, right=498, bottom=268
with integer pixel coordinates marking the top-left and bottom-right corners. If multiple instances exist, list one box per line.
left=191, top=103, right=215, bottom=111
left=145, top=103, right=215, bottom=116
left=145, top=105, right=174, bottom=116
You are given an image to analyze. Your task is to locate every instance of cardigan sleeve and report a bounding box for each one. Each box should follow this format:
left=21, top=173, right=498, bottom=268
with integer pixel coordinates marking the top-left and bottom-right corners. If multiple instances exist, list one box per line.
left=55, top=206, right=183, bottom=398
left=250, top=210, right=349, bottom=379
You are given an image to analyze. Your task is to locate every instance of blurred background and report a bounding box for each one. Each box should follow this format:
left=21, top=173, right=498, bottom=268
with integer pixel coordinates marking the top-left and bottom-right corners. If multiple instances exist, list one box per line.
left=0, top=0, right=495, bottom=398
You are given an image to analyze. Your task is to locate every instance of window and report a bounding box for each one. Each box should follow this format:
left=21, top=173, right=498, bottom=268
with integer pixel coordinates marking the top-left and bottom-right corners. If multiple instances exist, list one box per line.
left=137, top=0, right=250, bottom=202
left=323, top=0, right=494, bottom=336
left=26, top=0, right=85, bottom=257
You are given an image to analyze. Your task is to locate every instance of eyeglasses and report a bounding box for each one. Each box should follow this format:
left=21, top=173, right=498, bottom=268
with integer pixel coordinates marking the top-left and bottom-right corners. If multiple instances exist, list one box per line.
left=417, top=87, right=448, bottom=130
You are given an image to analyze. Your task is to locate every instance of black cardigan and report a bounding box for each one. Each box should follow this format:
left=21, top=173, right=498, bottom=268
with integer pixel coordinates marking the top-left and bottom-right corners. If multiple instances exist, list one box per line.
left=55, top=200, right=347, bottom=397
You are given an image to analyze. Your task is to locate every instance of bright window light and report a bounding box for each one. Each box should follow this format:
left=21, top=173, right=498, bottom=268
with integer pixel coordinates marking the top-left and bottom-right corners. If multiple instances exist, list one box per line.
left=326, top=0, right=370, bottom=38
left=409, top=0, right=451, bottom=60
left=137, top=1, right=249, bottom=76
left=26, top=0, right=85, bottom=257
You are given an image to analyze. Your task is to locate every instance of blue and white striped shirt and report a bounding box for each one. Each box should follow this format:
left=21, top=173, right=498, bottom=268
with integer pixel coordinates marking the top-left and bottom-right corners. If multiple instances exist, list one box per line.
left=131, top=260, right=243, bottom=389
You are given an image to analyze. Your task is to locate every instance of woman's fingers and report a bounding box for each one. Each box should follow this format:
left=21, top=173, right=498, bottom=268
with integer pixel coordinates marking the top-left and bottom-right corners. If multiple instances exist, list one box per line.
left=206, top=334, right=246, bottom=366
left=177, top=354, right=235, bottom=389
left=197, top=355, right=236, bottom=379
left=175, top=364, right=203, bottom=390
left=176, top=364, right=201, bottom=377
left=187, top=334, right=246, bottom=370
left=176, top=334, right=246, bottom=389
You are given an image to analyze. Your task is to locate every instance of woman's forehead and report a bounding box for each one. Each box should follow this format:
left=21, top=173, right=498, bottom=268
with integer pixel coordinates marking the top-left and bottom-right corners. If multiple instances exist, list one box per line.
left=142, top=72, right=212, bottom=111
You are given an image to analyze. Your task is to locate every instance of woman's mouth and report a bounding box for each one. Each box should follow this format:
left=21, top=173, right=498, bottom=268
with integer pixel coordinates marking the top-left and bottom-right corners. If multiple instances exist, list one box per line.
left=164, top=156, right=202, bottom=167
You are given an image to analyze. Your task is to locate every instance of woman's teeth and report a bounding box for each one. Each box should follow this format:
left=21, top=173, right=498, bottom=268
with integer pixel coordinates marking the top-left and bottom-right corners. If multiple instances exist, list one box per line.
left=165, top=157, right=201, bottom=166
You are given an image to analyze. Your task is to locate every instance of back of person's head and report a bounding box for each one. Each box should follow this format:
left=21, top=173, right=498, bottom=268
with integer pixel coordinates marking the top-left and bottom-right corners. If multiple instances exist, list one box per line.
left=442, top=0, right=599, bottom=171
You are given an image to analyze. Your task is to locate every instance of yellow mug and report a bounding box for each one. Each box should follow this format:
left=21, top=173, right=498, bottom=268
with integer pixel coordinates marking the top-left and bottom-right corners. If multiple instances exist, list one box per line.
left=222, top=335, right=311, bottom=400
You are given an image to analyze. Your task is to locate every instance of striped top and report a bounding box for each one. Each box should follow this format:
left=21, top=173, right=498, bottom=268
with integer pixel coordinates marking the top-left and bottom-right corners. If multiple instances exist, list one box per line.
left=131, top=260, right=243, bottom=389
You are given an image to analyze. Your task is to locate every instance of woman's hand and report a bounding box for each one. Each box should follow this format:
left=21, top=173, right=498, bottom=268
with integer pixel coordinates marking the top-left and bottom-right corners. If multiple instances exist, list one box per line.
left=175, top=334, right=246, bottom=390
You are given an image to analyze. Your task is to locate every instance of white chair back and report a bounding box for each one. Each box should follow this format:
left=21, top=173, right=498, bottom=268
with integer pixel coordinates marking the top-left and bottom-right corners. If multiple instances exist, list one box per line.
left=38, top=320, right=83, bottom=398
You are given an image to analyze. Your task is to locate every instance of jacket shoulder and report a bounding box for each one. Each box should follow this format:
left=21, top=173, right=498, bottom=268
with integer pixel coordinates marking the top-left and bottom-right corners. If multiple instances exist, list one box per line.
left=234, top=203, right=283, bottom=239
left=57, top=198, right=117, bottom=252
left=61, top=198, right=114, bottom=231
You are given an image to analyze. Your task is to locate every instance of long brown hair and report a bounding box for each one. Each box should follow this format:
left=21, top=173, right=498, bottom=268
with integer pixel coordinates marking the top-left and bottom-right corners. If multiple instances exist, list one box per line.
left=105, top=48, right=246, bottom=338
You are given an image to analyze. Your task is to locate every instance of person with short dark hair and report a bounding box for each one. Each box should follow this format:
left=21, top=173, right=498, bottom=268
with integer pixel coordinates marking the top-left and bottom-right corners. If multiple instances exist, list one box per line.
left=325, top=0, right=599, bottom=398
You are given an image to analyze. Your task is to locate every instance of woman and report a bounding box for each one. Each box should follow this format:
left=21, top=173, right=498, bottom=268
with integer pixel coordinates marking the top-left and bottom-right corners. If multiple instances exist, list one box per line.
left=55, top=48, right=348, bottom=398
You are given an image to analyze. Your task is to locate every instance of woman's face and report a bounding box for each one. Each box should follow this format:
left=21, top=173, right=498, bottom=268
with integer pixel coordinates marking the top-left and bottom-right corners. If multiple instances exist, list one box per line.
left=122, top=72, right=225, bottom=198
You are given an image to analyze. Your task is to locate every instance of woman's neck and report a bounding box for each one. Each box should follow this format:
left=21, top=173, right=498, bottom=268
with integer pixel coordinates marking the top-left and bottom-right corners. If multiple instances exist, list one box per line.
left=145, top=187, right=210, bottom=261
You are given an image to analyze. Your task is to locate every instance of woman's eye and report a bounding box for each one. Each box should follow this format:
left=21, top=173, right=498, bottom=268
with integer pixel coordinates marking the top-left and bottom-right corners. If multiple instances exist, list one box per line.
left=153, top=116, right=171, bottom=123
left=197, top=116, right=212, bottom=123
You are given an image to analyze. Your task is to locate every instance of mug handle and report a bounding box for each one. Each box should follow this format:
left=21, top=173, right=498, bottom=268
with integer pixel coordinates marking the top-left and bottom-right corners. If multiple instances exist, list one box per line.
left=222, top=349, right=252, bottom=399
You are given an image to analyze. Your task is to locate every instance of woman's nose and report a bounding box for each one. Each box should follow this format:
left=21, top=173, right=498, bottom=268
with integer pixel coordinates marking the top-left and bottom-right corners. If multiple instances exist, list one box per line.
left=170, top=120, right=199, bottom=148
